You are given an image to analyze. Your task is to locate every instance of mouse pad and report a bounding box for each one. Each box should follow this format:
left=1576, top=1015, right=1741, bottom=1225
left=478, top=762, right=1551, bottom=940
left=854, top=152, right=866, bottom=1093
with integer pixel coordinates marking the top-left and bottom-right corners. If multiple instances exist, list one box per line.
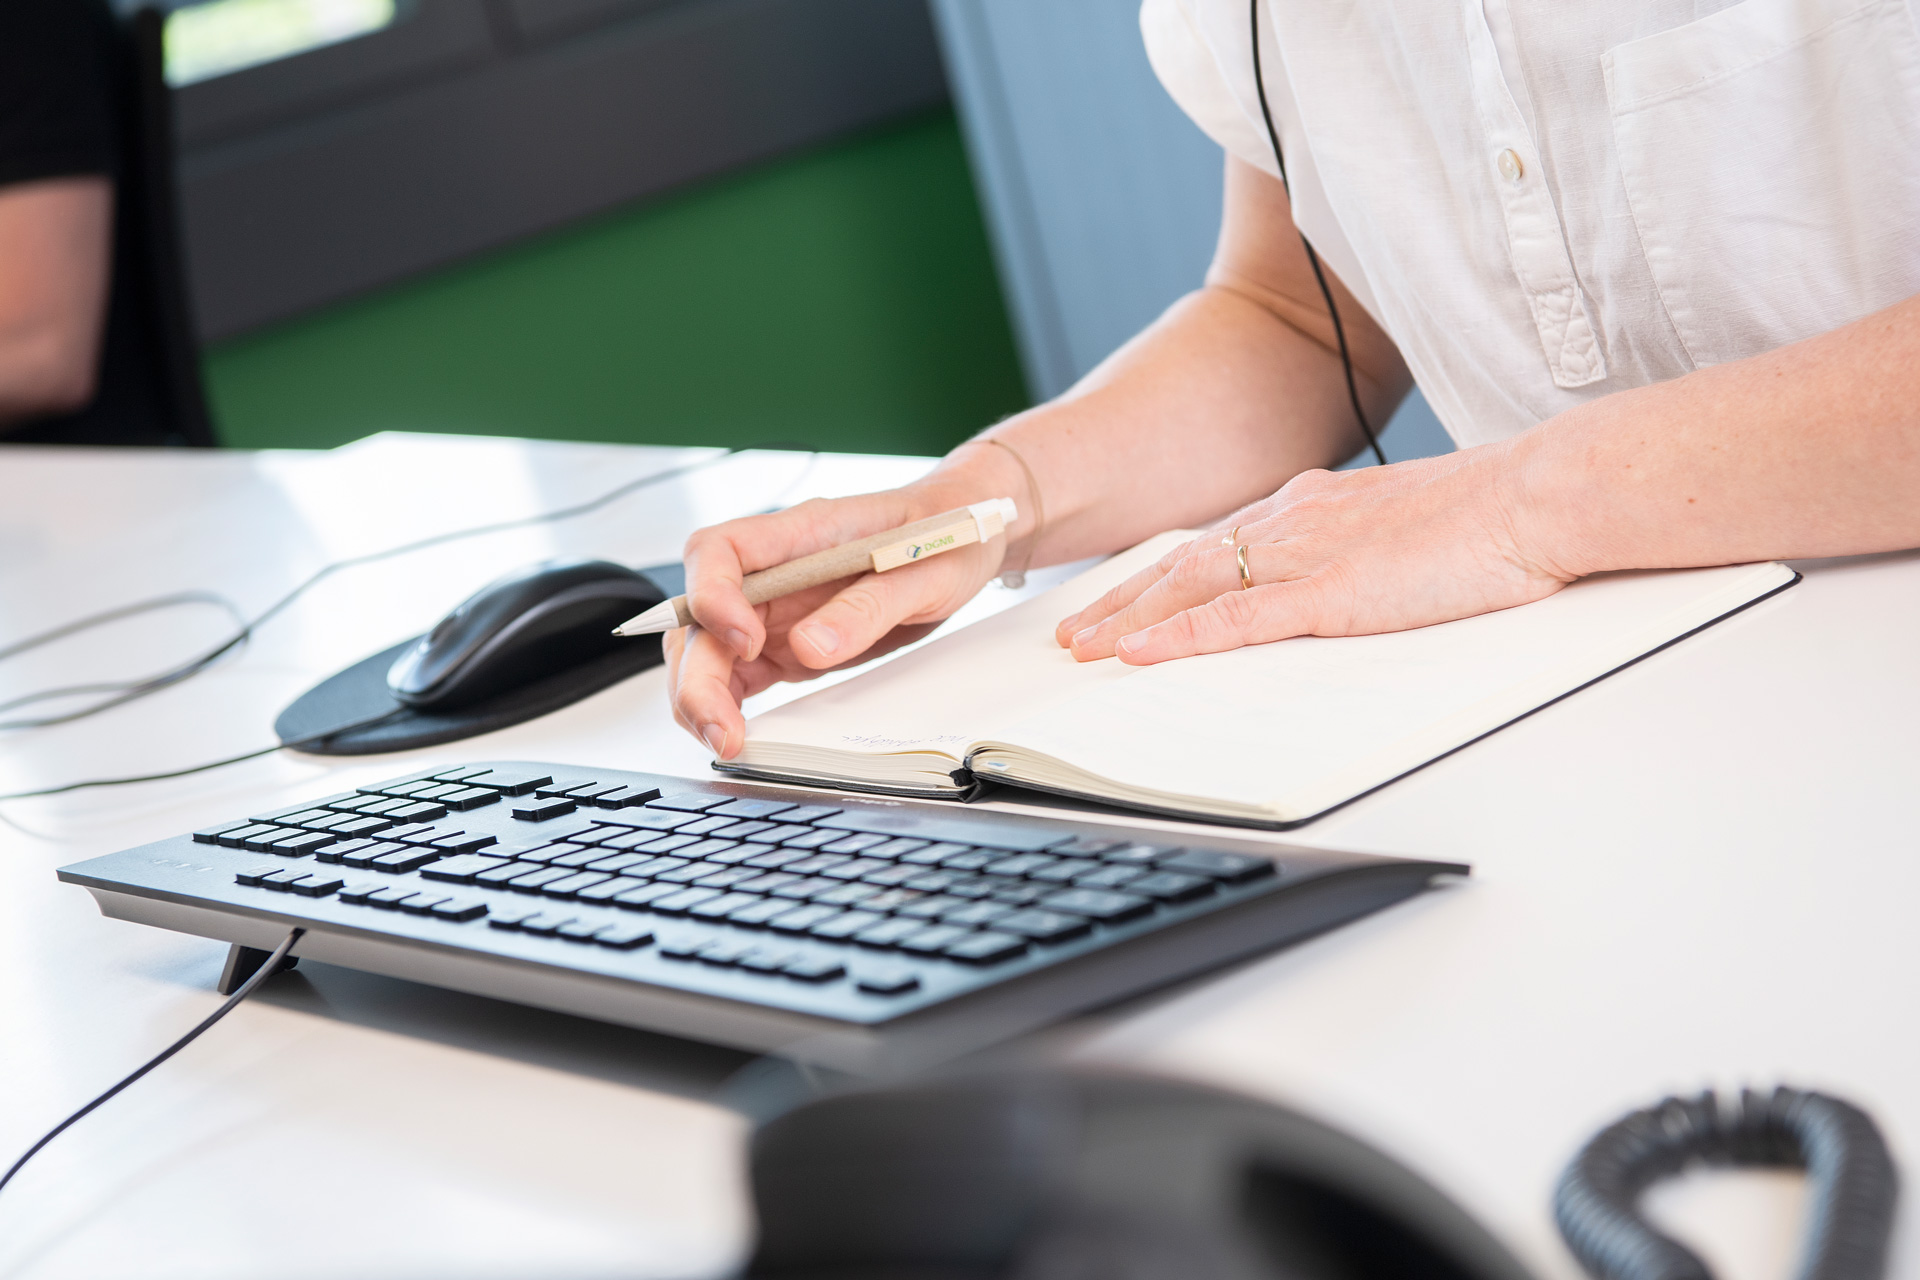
left=273, top=563, right=681, bottom=756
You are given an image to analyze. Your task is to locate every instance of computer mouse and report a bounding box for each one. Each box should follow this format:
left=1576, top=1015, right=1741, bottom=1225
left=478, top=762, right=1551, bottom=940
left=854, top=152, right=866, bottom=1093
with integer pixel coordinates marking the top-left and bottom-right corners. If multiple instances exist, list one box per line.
left=743, top=1067, right=1538, bottom=1280
left=386, top=558, right=665, bottom=711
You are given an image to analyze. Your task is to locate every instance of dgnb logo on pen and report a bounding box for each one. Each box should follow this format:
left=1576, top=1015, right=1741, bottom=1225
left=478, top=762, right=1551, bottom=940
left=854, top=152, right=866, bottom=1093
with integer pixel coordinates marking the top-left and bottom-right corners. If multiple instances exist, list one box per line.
left=907, top=533, right=956, bottom=560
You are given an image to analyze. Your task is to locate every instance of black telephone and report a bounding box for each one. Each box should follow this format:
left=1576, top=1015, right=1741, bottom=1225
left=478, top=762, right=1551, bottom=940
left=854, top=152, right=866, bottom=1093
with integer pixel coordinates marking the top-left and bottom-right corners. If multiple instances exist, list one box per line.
left=740, top=1068, right=1896, bottom=1280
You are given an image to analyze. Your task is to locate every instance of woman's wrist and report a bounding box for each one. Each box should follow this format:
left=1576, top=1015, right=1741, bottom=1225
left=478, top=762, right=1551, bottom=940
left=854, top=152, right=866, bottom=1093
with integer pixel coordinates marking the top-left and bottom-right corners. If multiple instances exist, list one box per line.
left=1498, top=401, right=1624, bottom=582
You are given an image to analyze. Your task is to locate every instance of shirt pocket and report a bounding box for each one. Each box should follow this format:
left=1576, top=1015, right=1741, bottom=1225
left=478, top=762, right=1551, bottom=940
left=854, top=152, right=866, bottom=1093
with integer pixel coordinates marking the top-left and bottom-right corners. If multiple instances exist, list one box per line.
left=1603, top=0, right=1920, bottom=368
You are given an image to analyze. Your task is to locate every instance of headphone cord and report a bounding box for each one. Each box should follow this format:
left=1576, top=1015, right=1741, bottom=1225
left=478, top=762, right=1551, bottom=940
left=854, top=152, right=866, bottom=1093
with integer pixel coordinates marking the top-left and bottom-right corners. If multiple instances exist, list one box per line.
left=0, top=926, right=306, bottom=1202
left=1248, top=0, right=1387, bottom=467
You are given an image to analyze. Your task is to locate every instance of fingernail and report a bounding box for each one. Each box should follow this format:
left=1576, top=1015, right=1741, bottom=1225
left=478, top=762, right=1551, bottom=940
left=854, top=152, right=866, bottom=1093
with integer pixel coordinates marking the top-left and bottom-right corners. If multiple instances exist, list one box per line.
left=700, top=724, right=726, bottom=756
left=795, top=623, right=840, bottom=659
left=1072, top=627, right=1098, bottom=647
left=724, top=628, right=752, bottom=659
left=1116, top=634, right=1139, bottom=655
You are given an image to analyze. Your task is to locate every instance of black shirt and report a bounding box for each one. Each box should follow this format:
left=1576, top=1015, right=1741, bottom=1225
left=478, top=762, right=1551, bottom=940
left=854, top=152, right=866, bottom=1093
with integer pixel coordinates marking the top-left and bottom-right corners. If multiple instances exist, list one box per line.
left=1, top=0, right=183, bottom=446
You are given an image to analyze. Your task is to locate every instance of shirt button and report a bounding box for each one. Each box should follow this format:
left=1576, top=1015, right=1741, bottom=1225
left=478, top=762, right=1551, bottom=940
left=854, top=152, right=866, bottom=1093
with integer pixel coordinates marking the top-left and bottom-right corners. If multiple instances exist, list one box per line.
left=1496, top=148, right=1525, bottom=183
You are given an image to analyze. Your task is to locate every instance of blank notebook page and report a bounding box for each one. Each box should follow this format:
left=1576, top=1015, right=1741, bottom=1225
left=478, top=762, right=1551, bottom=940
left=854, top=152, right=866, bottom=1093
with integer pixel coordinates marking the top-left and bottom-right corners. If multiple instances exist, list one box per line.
left=978, top=560, right=1796, bottom=821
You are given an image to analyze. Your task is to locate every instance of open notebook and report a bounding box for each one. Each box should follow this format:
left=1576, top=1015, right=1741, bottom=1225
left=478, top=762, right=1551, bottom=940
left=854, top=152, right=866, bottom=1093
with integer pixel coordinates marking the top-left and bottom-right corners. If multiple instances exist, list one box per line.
left=717, top=533, right=1798, bottom=827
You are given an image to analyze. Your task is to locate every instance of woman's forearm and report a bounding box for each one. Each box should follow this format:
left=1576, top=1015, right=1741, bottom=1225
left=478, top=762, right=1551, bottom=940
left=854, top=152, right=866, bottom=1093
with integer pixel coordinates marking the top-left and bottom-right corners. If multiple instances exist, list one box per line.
left=930, top=281, right=1410, bottom=568
left=1521, top=293, right=1920, bottom=577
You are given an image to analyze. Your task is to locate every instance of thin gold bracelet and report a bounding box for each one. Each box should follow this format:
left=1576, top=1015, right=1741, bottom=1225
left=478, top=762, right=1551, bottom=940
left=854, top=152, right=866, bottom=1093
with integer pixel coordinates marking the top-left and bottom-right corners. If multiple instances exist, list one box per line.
left=973, top=436, right=1045, bottom=588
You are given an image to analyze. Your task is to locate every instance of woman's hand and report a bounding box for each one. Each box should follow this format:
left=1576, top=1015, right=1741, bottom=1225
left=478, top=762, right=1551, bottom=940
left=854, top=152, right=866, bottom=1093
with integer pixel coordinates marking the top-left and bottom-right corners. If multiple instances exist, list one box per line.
left=1056, top=441, right=1572, bottom=664
left=667, top=452, right=1030, bottom=760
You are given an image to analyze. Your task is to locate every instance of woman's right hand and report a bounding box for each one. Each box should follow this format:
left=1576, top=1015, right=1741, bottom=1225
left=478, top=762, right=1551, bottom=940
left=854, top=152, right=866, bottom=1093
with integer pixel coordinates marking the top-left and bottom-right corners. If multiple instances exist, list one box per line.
left=666, top=449, right=1029, bottom=761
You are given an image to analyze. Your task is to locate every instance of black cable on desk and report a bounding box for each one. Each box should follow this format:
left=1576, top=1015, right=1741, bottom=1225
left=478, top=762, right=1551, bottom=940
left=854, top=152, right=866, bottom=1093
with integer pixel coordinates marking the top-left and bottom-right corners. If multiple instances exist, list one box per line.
left=0, top=927, right=305, bottom=1202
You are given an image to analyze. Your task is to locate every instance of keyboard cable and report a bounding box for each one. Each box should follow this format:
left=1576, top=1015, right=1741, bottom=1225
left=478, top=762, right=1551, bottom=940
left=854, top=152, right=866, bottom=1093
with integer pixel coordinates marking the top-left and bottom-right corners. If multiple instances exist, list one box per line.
left=0, top=925, right=305, bottom=1202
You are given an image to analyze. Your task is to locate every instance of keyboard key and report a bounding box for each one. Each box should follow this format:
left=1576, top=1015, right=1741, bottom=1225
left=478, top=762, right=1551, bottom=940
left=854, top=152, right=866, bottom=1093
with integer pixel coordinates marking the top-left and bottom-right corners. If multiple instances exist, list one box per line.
left=820, top=833, right=888, bottom=856
left=691, top=866, right=759, bottom=890
left=576, top=876, right=648, bottom=902
left=329, top=815, right=396, bottom=837
left=655, top=935, right=712, bottom=959
left=704, top=842, right=766, bottom=865
left=941, top=876, right=996, bottom=900
left=745, top=824, right=812, bottom=846
left=1099, top=842, right=1178, bottom=865
left=708, top=798, right=797, bottom=820
left=735, top=946, right=798, bottom=973
left=1127, top=871, right=1215, bottom=902
left=708, top=819, right=775, bottom=841
left=289, top=873, right=345, bottom=897
left=726, top=896, right=798, bottom=926
left=516, top=842, right=588, bottom=865
left=550, top=846, right=616, bottom=868
left=1073, top=864, right=1146, bottom=890
left=234, top=825, right=296, bottom=850
left=940, top=900, right=1014, bottom=928
left=897, top=895, right=963, bottom=920
left=1029, top=858, right=1100, bottom=884
left=542, top=872, right=613, bottom=900
left=518, top=912, right=576, bottom=937
left=303, top=812, right=364, bottom=832
left=541, top=780, right=622, bottom=800
left=234, top=865, right=280, bottom=886
left=505, top=865, right=574, bottom=893
left=901, top=869, right=959, bottom=893
left=778, top=805, right=842, bottom=825
left=313, top=838, right=376, bottom=864
left=269, top=831, right=337, bottom=855
left=898, top=842, right=969, bottom=865
left=590, top=785, right=661, bottom=808
left=776, top=828, right=843, bottom=849
left=512, top=797, right=577, bottom=822
left=650, top=887, right=724, bottom=916
left=781, top=853, right=851, bottom=876
left=736, top=872, right=802, bottom=895
left=988, top=882, right=1048, bottom=906
left=945, top=931, right=1028, bottom=965
left=1158, top=850, right=1276, bottom=883
left=593, top=921, right=654, bottom=949
left=428, top=897, right=488, bottom=922
left=861, top=837, right=931, bottom=859
left=386, top=801, right=450, bottom=822
left=677, top=815, right=737, bottom=837
left=808, top=910, right=884, bottom=940
left=430, top=832, right=498, bottom=853
left=765, top=904, right=842, bottom=935
left=995, top=910, right=1092, bottom=943
left=340, top=842, right=406, bottom=869
left=854, top=968, right=920, bottom=995
left=861, top=863, right=925, bottom=887
left=610, top=808, right=702, bottom=832
left=858, top=888, right=926, bottom=914
left=254, top=810, right=329, bottom=830
left=486, top=903, right=544, bottom=930
left=555, top=920, right=602, bottom=942
left=439, top=786, right=503, bottom=810
left=371, top=779, right=445, bottom=798
left=475, top=860, right=544, bottom=886
left=597, top=828, right=669, bottom=851
left=982, top=854, right=1057, bottom=878
left=852, top=917, right=924, bottom=948
left=695, top=940, right=750, bottom=966
left=1050, top=836, right=1123, bottom=855
left=455, top=770, right=550, bottom=795
left=584, top=852, right=648, bottom=875
left=353, top=796, right=417, bottom=816
left=654, top=860, right=725, bottom=885
left=810, top=882, right=881, bottom=908
left=782, top=955, right=846, bottom=982
left=613, top=882, right=684, bottom=910
left=622, top=856, right=692, bottom=879
left=194, top=819, right=254, bottom=844
left=647, top=792, right=731, bottom=812
left=381, top=823, right=440, bottom=844
left=688, top=891, right=762, bottom=921
left=767, top=876, right=838, bottom=900
left=371, top=847, right=444, bottom=874
left=934, top=849, right=997, bottom=871
left=744, top=847, right=809, bottom=870
left=336, top=880, right=387, bottom=904
left=633, top=833, right=706, bottom=856
left=398, top=892, right=452, bottom=915
left=1037, top=888, right=1152, bottom=923
left=366, top=885, right=419, bottom=909
left=818, top=858, right=889, bottom=882
left=897, top=924, right=969, bottom=955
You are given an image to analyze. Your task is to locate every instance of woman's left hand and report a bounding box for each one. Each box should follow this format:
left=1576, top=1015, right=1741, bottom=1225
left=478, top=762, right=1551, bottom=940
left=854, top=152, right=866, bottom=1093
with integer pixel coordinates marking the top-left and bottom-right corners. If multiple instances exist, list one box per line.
left=1055, top=441, right=1575, bottom=665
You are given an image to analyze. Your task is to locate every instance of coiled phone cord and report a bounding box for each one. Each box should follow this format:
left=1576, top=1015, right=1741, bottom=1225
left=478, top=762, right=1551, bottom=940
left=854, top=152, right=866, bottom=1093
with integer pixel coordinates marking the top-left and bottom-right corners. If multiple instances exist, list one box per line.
left=1554, top=1086, right=1898, bottom=1280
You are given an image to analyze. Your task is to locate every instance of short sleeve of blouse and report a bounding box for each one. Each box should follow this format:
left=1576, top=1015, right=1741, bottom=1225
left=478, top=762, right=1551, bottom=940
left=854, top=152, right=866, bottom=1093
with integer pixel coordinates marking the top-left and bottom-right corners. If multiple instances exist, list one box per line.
left=1139, top=0, right=1276, bottom=180
left=0, top=0, right=117, bottom=190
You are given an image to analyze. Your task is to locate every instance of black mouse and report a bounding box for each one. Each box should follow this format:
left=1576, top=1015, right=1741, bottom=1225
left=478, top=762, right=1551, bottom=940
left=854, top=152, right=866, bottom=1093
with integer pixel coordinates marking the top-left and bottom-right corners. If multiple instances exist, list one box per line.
left=386, top=558, right=665, bottom=711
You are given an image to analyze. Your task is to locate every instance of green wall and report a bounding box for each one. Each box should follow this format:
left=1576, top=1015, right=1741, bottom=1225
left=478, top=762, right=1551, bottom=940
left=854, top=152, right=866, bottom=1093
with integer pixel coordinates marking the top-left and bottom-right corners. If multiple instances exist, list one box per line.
left=203, top=109, right=1031, bottom=455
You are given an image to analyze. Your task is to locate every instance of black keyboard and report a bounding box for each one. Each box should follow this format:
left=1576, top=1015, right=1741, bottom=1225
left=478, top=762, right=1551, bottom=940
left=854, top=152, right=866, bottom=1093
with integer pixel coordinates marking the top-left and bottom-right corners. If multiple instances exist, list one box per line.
left=59, top=763, right=1466, bottom=1070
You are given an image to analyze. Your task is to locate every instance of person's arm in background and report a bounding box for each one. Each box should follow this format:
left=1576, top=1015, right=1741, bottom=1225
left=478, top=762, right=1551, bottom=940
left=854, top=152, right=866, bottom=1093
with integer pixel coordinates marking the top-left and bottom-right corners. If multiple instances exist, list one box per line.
left=668, top=155, right=1411, bottom=757
left=0, top=176, right=112, bottom=426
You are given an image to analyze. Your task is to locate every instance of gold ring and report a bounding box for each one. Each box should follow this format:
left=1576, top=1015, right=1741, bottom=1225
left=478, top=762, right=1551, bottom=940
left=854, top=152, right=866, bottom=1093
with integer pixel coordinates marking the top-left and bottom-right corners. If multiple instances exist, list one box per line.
left=1221, top=525, right=1239, bottom=548
left=1236, top=544, right=1253, bottom=591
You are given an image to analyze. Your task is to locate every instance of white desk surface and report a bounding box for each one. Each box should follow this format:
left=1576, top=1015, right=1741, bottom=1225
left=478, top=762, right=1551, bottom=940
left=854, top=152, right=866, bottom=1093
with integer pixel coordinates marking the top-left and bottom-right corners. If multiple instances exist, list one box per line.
left=0, top=433, right=1913, bottom=1280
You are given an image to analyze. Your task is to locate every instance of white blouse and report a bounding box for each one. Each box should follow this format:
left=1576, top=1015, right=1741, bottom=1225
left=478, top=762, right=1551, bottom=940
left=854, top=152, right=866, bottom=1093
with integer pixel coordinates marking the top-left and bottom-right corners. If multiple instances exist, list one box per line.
left=1141, top=0, right=1920, bottom=447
